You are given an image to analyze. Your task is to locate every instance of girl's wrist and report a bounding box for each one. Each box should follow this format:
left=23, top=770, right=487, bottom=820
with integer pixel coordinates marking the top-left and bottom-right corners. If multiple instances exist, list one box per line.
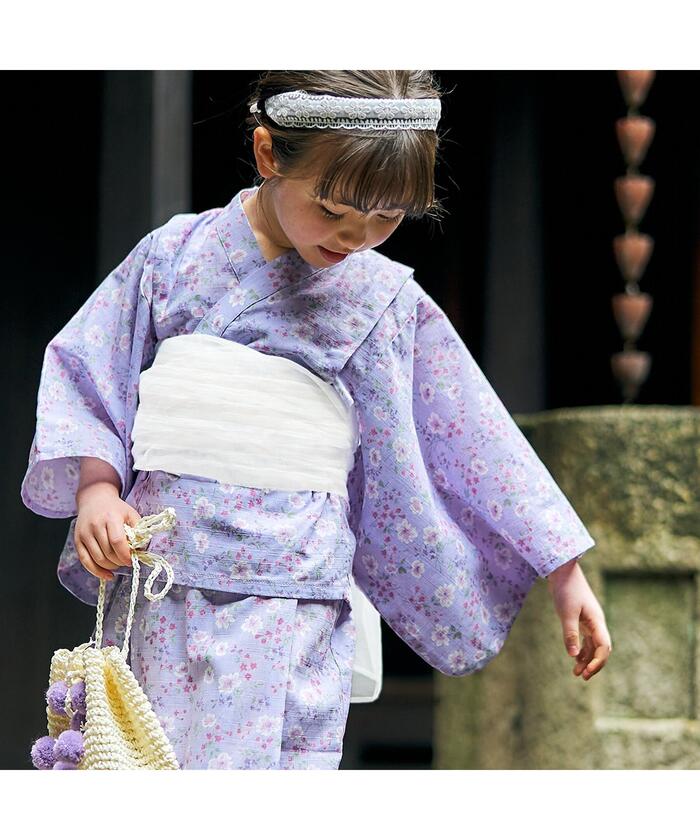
left=546, top=556, right=579, bottom=587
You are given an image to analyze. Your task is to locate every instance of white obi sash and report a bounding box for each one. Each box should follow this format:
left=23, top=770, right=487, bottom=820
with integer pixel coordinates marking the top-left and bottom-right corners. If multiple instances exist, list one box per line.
left=131, top=333, right=382, bottom=704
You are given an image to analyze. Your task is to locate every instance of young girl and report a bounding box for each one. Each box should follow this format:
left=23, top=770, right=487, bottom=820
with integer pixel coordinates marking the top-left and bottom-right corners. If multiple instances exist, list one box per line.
left=21, top=70, right=611, bottom=770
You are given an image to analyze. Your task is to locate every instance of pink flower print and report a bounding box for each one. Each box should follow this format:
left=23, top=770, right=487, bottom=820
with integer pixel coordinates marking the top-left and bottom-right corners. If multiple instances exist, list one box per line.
left=218, top=672, right=242, bottom=693
left=480, top=603, right=491, bottom=623
left=543, top=507, right=564, bottom=529
left=64, top=460, right=79, bottom=482
left=192, top=531, right=210, bottom=553
left=230, top=559, right=252, bottom=579
left=427, top=412, right=447, bottom=435
left=487, top=499, right=503, bottom=522
left=400, top=617, right=421, bottom=639
left=410, top=559, right=425, bottom=578
left=193, top=496, right=215, bottom=519
left=397, top=518, right=417, bottom=544
left=118, top=332, right=131, bottom=352
left=447, top=650, right=468, bottom=673
left=214, top=606, right=234, bottom=630
left=208, top=752, right=234, bottom=770
left=460, top=506, right=474, bottom=528
left=419, top=382, right=435, bottom=405
left=373, top=405, right=388, bottom=421
left=190, top=304, right=205, bottom=318
left=274, top=525, right=295, bottom=547
left=201, top=713, right=217, bottom=728
left=435, top=584, right=455, bottom=607
left=366, top=479, right=379, bottom=499
left=385, top=561, right=398, bottom=575
left=174, top=661, right=188, bottom=677
left=431, top=624, right=451, bottom=647
left=230, top=248, right=247, bottom=263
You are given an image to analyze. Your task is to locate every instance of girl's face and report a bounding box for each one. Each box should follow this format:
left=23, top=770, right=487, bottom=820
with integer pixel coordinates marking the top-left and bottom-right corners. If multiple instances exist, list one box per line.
left=258, top=172, right=406, bottom=269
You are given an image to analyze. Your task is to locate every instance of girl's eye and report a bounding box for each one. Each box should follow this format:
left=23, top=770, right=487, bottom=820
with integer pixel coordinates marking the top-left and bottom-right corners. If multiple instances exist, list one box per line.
left=319, top=206, right=402, bottom=224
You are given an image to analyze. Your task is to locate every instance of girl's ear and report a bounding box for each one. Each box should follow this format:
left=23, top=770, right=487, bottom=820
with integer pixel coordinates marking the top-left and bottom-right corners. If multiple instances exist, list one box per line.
left=252, top=127, right=281, bottom=180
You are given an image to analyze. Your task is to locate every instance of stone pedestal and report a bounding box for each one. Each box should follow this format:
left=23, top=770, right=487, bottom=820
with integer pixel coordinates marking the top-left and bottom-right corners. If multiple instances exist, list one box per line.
left=434, top=406, right=700, bottom=769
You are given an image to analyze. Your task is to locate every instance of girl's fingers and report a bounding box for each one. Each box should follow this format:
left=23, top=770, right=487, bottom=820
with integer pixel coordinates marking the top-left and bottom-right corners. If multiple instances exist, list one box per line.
left=573, top=634, right=594, bottom=676
left=84, top=531, right=120, bottom=572
left=75, top=538, right=114, bottom=581
left=106, top=517, right=133, bottom=566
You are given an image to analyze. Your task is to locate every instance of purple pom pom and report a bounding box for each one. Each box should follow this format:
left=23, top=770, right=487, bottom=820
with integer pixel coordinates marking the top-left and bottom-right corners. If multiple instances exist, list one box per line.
left=69, top=680, right=87, bottom=715
left=46, top=681, right=69, bottom=716
left=31, top=735, right=56, bottom=769
left=70, top=710, right=86, bottom=731
left=53, top=729, right=84, bottom=764
left=53, top=760, right=78, bottom=770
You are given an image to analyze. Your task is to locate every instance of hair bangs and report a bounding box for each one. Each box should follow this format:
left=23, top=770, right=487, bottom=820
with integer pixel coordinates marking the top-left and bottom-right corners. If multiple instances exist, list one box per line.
left=309, top=134, right=436, bottom=219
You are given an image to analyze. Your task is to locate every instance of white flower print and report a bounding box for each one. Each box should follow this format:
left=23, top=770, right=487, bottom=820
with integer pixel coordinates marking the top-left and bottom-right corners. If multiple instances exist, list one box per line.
left=392, top=437, right=410, bottom=463
left=85, top=324, right=105, bottom=347
left=397, top=518, right=417, bottom=543
left=256, top=715, right=281, bottom=735
left=427, top=412, right=446, bottom=435
left=470, top=457, right=488, bottom=476
left=213, top=640, right=229, bottom=657
left=369, top=447, right=381, bottom=466
left=230, top=248, right=247, bottom=263
left=493, top=602, right=517, bottom=624
left=366, top=479, right=379, bottom=499
left=423, top=525, right=440, bottom=547
left=514, top=500, right=529, bottom=518
left=192, top=531, right=209, bottom=553
left=410, top=496, right=423, bottom=514
left=446, top=382, right=462, bottom=400
left=543, top=507, right=564, bottom=529
left=435, top=584, right=455, bottom=607
left=447, top=650, right=468, bottom=673
left=411, top=560, right=425, bottom=578
left=208, top=752, right=234, bottom=770
left=218, top=672, right=242, bottom=693
left=203, top=665, right=215, bottom=684
left=478, top=390, right=496, bottom=414
left=215, top=606, right=235, bottom=630
left=241, top=614, right=263, bottom=634
left=174, top=661, right=188, bottom=677
left=47, top=381, right=66, bottom=401
left=94, top=374, right=113, bottom=398
left=193, top=496, right=215, bottom=519
left=431, top=625, right=451, bottom=647
left=201, top=713, right=217, bottom=728
left=487, top=499, right=503, bottom=522
left=454, top=569, right=469, bottom=590
left=419, top=382, right=435, bottom=404
left=230, top=560, right=252, bottom=579
left=362, top=554, right=379, bottom=575
left=40, top=466, right=55, bottom=491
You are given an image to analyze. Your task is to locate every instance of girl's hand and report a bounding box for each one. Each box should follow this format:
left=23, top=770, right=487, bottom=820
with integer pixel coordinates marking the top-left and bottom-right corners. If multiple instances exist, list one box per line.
left=546, top=558, right=612, bottom=681
left=74, top=481, right=142, bottom=582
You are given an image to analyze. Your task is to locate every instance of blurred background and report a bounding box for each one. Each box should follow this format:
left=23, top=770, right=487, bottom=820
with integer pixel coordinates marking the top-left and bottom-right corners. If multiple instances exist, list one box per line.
left=4, top=70, right=700, bottom=770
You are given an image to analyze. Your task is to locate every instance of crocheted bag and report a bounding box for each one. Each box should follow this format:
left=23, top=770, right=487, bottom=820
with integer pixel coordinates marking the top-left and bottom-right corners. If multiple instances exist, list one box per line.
left=30, top=508, right=180, bottom=770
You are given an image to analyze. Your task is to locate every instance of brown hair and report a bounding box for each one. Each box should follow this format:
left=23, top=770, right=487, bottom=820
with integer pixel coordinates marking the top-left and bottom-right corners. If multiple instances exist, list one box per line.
left=245, top=71, right=447, bottom=221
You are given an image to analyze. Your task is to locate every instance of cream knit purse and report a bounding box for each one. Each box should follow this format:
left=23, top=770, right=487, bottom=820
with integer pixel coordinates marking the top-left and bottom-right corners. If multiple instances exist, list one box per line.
left=31, top=508, right=181, bottom=770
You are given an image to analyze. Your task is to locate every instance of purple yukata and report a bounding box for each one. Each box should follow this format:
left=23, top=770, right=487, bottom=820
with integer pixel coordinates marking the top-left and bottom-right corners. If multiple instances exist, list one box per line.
left=21, top=184, right=595, bottom=769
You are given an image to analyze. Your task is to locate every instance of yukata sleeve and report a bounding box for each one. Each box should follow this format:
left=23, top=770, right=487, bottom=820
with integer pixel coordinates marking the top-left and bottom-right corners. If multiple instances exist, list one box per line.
left=343, top=292, right=595, bottom=677
left=20, top=232, right=157, bottom=519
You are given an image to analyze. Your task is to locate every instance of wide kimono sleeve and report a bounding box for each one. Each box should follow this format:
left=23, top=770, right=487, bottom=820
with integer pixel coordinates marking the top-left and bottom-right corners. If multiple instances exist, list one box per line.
left=20, top=231, right=158, bottom=520
left=341, top=290, right=596, bottom=677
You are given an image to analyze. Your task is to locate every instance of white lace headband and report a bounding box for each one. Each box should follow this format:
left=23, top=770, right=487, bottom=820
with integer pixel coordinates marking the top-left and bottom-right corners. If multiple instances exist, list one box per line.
left=250, top=89, right=441, bottom=131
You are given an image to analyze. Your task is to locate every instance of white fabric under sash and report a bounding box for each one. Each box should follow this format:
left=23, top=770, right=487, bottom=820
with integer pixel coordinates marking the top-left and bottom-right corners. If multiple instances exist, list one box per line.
left=131, top=333, right=382, bottom=704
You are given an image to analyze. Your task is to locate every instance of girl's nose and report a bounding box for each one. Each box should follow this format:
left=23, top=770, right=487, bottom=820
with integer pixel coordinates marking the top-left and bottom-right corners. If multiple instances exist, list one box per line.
left=337, top=226, right=367, bottom=252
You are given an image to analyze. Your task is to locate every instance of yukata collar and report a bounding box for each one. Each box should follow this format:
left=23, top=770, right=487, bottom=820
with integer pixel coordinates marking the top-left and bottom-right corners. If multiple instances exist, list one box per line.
left=215, top=184, right=330, bottom=285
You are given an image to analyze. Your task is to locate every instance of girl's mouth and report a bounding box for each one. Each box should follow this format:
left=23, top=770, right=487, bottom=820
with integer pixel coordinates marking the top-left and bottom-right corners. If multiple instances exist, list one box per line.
left=318, top=245, right=349, bottom=264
